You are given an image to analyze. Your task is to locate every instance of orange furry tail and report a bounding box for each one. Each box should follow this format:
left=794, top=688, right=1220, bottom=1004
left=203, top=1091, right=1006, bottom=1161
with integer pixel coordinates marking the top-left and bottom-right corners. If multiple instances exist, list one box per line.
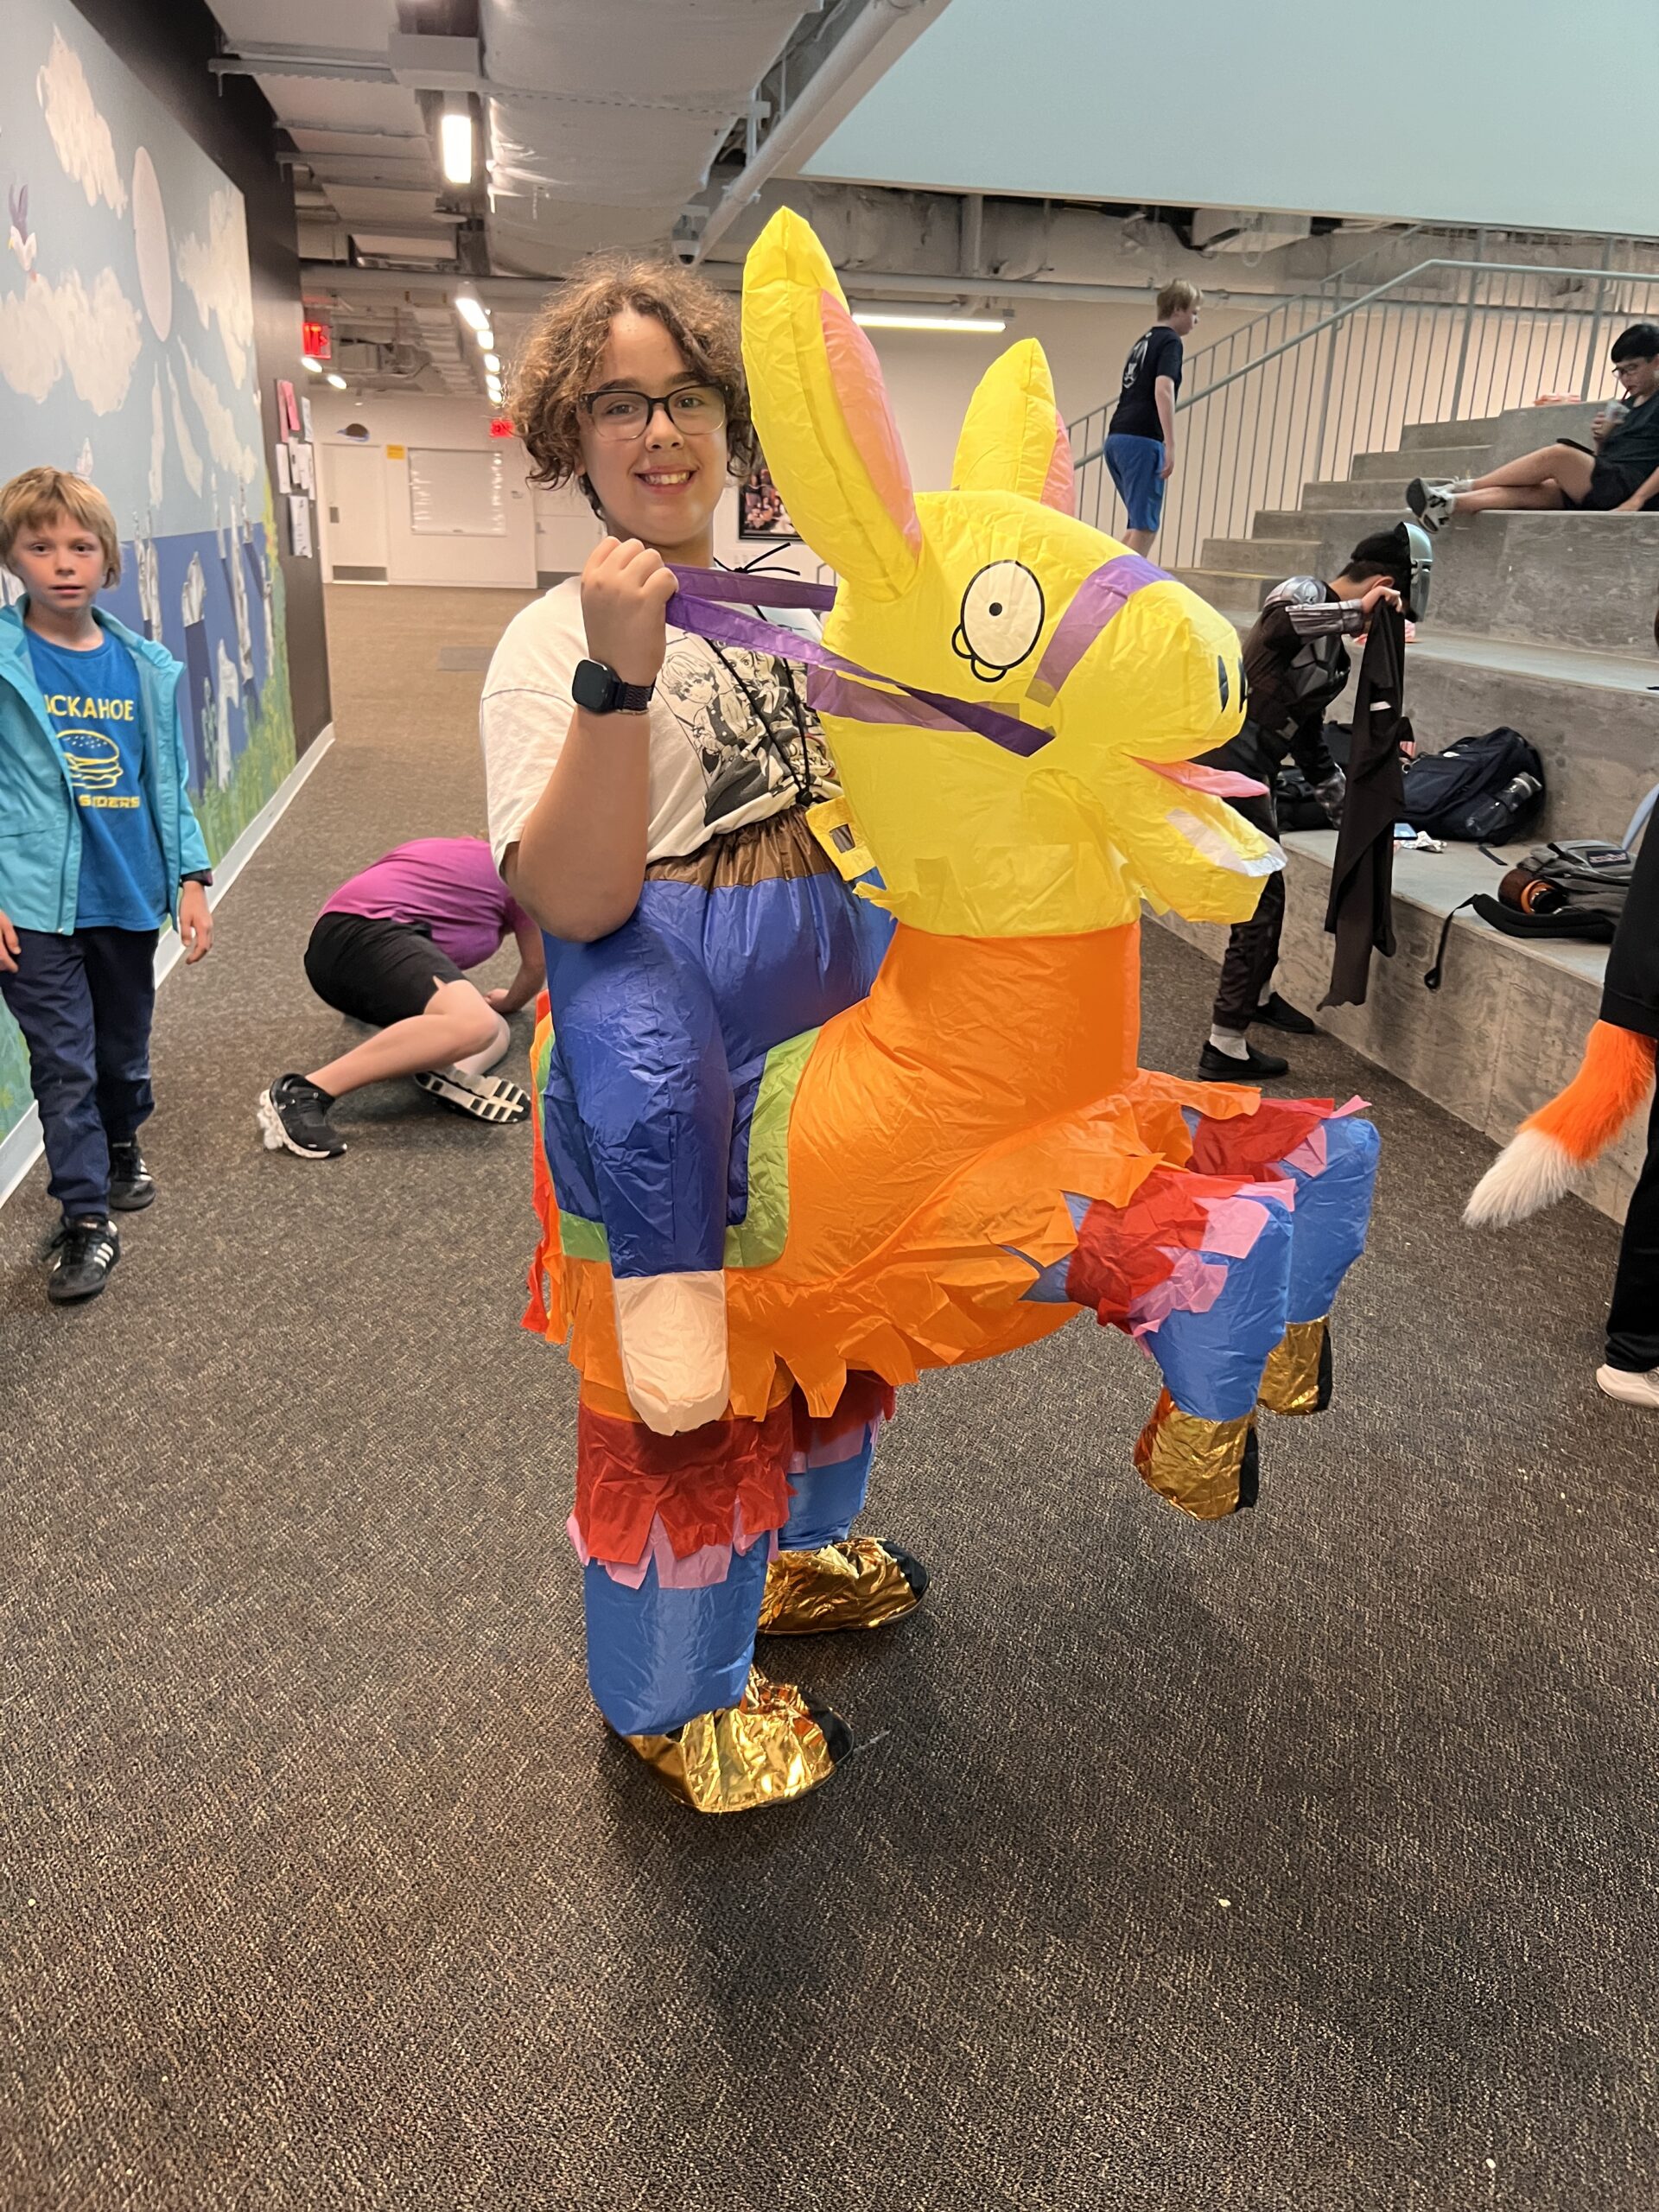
left=1465, top=1021, right=1656, bottom=1227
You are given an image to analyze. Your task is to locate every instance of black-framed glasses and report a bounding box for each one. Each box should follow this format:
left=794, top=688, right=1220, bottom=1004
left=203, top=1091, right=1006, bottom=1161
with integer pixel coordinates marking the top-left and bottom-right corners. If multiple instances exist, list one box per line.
left=580, top=384, right=728, bottom=441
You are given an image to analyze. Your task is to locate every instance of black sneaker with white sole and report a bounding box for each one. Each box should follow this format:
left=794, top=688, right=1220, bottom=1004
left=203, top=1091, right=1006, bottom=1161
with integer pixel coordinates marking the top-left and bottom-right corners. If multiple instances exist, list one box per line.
left=1198, top=1039, right=1290, bottom=1082
left=1405, top=476, right=1457, bottom=532
left=47, top=1217, right=120, bottom=1304
left=107, top=1139, right=156, bottom=1210
left=412, top=1065, right=531, bottom=1124
left=258, top=1073, right=346, bottom=1159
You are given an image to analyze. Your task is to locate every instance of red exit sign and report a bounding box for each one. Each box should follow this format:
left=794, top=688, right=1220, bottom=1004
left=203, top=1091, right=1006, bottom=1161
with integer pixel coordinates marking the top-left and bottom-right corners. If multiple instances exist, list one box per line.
left=301, top=319, right=331, bottom=360
left=489, top=416, right=515, bottom=438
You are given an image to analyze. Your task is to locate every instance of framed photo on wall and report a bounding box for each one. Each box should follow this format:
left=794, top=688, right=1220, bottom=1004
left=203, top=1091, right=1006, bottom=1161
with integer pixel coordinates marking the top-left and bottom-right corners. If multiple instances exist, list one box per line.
left=738, top=458, right=797, bottom=541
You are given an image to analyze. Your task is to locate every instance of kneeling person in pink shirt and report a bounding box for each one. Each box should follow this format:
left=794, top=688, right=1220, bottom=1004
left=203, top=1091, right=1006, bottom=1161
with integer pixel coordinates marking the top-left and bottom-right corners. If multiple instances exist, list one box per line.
left=257, top=836, right=543, bottom=1159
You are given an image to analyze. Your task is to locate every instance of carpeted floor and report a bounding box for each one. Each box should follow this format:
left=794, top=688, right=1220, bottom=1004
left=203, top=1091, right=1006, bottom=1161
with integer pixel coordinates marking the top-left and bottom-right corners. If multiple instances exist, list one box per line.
left=3, top=586, right=1657, bottom=2211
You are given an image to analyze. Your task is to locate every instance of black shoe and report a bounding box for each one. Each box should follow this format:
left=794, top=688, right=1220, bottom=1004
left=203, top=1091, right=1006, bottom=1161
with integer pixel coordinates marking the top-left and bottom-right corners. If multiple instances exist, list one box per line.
left=1251, top=992, right=1317, bottom=1036
left=107, top=1139, right=156, bottom=1211
left=257, top=1073, right=346, bottom=1159
left=1199, top=1039, right=1290, bottom=1082
left=46, top=1217, right=120, bottom=1304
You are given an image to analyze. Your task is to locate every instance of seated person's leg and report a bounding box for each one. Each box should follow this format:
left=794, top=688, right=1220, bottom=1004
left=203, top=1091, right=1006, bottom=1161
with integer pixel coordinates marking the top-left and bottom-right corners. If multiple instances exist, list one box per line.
left=1413, top=442, right=1593, bottom=524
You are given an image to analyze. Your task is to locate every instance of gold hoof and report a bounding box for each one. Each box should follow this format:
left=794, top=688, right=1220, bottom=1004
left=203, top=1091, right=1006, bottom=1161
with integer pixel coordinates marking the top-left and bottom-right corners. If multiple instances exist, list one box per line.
left=758, top=1536, right=929, bottom=1636
left=1133, top=1389, right=1259, bottom=1519
left=621, top=1668, right=850, bottom=1814
left=1258, top=1316, right=1332, bottom=1416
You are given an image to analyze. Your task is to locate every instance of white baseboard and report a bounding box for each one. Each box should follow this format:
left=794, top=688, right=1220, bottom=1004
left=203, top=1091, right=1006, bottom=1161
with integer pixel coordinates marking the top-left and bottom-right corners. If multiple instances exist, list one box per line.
left=0, top=725, right=336, bottom=1211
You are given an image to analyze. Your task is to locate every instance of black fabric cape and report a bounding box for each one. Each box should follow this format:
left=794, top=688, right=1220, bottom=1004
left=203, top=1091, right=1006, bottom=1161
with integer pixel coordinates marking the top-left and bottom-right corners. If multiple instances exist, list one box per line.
left=1322, top=602, right=1409, bottom=1008
left=1600, top=804, right=1659, bottom=1040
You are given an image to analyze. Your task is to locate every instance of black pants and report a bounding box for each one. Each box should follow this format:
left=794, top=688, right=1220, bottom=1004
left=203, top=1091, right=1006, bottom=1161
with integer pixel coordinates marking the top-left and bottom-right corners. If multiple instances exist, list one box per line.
left=0, top=926, right=158, bottom=1219
left=1211, top=785, right=1285, bottom=1033
left=1606, top=1084, right=1659, bottom=1371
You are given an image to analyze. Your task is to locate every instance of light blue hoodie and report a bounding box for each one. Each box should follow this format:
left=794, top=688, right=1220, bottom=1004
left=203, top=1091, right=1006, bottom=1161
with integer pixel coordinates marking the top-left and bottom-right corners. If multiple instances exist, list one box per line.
left=0, top=600, right=212, bottom=935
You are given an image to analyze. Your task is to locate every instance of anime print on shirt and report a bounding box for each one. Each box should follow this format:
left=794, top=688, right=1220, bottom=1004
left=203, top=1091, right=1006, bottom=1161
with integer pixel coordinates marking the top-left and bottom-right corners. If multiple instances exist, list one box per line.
left=656, top=636, right=836, bottom=829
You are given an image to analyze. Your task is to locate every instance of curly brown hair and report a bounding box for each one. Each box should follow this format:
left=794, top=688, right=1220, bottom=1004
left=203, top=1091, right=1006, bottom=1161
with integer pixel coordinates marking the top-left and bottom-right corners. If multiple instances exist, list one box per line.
left=510, top=252, right=756, bottom=512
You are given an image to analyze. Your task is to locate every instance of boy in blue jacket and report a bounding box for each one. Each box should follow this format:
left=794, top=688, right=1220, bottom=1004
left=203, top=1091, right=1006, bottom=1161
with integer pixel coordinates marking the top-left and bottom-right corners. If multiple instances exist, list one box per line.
left=0, top=469, right=214, bottom=1303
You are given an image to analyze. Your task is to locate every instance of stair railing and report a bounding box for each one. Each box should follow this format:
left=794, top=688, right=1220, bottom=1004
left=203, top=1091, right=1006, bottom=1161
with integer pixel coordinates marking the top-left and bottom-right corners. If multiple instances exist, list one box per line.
left=1071, top=251, right=1659, bottom=580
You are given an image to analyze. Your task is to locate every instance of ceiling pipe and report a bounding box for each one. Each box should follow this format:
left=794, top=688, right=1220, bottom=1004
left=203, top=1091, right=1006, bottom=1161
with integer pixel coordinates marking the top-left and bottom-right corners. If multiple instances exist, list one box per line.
left=690, top=0, right=954, bottom=265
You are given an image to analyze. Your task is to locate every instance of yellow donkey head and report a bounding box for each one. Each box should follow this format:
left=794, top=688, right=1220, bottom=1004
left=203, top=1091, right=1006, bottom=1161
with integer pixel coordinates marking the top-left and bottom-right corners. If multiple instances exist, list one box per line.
left=742, top=209, right=1276, bottom=939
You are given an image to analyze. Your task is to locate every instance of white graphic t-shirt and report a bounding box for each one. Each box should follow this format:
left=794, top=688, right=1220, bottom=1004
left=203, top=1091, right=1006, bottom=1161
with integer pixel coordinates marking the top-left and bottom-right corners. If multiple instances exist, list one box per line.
left=481, top=575, right=836, bottom=870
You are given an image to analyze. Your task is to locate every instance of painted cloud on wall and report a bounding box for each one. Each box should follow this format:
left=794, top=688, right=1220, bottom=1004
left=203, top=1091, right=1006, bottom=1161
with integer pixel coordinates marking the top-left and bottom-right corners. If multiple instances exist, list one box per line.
left=149, top=368, right=166, bottom=505
left=0, top=264, right=143, bottom=411
left=179, top=343, right=257, bottom=483
left=176, top=187, right=254, bottom=387
left=36, top=27, right=128, bottom=216
left=131, top=145, right=172, bottom=340
left=166, top=360, right=205, bottom=493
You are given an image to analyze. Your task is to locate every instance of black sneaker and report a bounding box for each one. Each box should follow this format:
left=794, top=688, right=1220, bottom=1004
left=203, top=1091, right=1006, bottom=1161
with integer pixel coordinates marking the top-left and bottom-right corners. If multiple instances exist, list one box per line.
left=1251, top=992, right=1317, bottom=1036
left=47, top=1217, right=120, bottom=1304
left=107, top=1139, right=156, bottom=1210
left=1199, top=1039, right=1290, bottom=1082
left=257, top=1073, right=346, bottom=1159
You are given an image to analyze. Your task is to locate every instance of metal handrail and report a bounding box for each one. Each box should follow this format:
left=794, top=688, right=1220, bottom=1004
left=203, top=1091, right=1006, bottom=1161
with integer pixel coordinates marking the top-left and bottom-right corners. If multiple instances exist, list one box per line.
left=1070, top=245, right=1659, bottom=579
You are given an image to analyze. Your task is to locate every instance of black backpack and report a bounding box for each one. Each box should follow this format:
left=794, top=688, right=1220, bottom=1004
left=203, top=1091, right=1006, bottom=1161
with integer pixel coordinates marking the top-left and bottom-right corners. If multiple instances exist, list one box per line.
left=1424, top=830, right=1646, bottom=991
left=1402, top=728, right=1546, bottom=842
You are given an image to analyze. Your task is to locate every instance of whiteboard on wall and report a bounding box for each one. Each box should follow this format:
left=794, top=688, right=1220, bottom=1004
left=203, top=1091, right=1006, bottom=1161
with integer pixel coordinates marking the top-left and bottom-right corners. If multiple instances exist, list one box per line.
left=408, top=448, right=509, bottom=536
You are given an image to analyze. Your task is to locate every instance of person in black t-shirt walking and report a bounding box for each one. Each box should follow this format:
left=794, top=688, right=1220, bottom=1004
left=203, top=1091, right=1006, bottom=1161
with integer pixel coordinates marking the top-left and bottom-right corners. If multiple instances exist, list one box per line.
left=1407, top=322, right=1659, bottom=528
left=1103, top=280, right=1203, bottom=554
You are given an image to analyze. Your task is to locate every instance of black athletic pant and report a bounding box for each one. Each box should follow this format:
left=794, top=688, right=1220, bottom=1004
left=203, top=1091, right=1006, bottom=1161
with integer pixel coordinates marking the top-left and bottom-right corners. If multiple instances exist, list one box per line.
left=1211, top=785, right=1285, bottom=1033
left=1605, top=1084, right=1659, bottom=1372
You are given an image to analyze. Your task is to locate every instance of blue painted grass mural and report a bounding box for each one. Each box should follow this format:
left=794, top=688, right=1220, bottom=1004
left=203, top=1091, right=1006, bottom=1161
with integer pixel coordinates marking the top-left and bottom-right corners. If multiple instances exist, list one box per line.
left=0, top=2, right=299, bottom=1147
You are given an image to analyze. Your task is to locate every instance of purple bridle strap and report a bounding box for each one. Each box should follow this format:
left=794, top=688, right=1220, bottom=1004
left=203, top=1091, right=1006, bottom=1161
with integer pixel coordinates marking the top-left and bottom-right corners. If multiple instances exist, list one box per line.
left=1027, top=554, right=1165, bottom=708
left=665, top=569, right=1056, bottom=757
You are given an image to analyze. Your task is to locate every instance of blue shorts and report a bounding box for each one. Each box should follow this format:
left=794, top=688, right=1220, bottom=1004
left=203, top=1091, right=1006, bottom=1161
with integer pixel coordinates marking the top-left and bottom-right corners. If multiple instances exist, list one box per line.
left=1104, top=433, right=1166, bottom=533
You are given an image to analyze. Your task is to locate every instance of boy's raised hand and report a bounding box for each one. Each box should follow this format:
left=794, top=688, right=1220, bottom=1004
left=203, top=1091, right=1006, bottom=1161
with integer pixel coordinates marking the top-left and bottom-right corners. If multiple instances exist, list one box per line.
left=0, top=908, right=17, bottom=975
left=178, top=881, right=213, bottom=964
left=579, top=536, right=678, bottom=689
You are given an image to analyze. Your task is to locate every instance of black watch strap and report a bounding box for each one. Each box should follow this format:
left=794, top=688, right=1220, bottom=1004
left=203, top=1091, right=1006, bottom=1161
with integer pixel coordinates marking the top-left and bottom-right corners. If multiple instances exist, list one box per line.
left=181, top=869, right=213, bottom=887
left=573, top=658, right=654, bottom=715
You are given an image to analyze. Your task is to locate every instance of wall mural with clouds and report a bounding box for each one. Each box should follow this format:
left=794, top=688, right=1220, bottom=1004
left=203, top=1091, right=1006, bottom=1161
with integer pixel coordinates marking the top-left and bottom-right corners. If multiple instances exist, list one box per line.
left=0, top=0, right=296, bottom=1146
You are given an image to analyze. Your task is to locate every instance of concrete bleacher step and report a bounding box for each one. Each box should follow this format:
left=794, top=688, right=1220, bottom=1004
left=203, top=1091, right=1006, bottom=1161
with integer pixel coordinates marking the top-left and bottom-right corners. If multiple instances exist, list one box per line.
left=1350, top=444, right=1492, bottom=482
left=1168, top=565, right=1277, bottom=616
left=1400, top=416, right=1505, bottom=450
left=1152, top=832, right=1643, bottom=1225
left=1200, top=532, right=1321, bottom=575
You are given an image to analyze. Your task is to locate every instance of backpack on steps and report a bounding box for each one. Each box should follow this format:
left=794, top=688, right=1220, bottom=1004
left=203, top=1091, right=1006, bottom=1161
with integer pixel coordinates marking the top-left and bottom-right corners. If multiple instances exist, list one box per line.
left=1402, top=728, right=1546, bottom=842
left=1423, top=785, right=1659, bottom=991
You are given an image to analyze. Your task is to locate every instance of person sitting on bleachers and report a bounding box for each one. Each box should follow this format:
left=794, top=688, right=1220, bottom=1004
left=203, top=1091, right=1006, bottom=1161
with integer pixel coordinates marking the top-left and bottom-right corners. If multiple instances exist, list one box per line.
left=1407, top=322, right=1659, bottom=529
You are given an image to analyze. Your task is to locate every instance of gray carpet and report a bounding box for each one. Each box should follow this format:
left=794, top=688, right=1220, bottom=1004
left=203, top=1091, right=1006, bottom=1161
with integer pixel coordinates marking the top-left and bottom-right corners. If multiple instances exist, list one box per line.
left=3, top=588, right=1657, bottom=2210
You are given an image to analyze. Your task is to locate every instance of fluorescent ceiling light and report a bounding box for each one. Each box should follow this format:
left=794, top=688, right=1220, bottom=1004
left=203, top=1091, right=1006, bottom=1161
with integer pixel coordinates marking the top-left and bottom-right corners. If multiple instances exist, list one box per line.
left=440, top=102, right=474, bottom=188
left=482, top=353, right=500, bottom=374
left=454, top=292, right=489, bottom=332
left=474, top=326, right=494, bottom=351
left=301, top=354, right=322, bottom=374
left=325, top=372, right=347, bottom=389
left=852, top=310, right=1007, bottom=334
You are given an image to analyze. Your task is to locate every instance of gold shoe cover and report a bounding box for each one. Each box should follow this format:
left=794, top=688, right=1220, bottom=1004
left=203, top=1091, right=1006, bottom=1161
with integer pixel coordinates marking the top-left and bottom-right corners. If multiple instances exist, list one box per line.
left=622, top=1667, right=842, bottom=1814
left=1257, top=1315, right=1332, bottom=1417
left=1134, top=1389, right=1257, bottom=1519
left=758, top=1537, right=925, bottom=1635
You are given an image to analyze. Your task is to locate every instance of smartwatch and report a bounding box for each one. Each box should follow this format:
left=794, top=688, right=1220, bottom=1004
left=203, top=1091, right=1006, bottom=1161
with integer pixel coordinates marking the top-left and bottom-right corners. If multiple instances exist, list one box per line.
left=572, top=658, right=654, bottom=715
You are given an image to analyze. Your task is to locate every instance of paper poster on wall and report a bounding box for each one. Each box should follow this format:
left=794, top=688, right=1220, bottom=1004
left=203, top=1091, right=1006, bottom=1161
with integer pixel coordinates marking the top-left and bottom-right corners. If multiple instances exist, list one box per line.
left=288, top=442, right=315, bottom=498
left=739, top=457, right=798, bottom=540
left=276, top=379, right=300, bottom=440
left=272, top=442, right=292, bottom=495
left=287, top=495, right=313, bottom=557
left=299, top=395, right=314, bottom=442
left=409, top=448, right=509, bottom=536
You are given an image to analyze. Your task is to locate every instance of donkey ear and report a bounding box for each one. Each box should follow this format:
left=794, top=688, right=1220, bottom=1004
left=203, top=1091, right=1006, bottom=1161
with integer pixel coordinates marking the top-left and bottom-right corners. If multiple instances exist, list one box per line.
left=742, top=209, right=922, bottom=599
left=951, top=340, right=1075, bottom=513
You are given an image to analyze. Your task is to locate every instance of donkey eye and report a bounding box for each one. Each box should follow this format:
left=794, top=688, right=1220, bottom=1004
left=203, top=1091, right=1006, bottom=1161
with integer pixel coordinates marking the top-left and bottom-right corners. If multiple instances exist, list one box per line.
left=954, top=561, right=1045, bottom=677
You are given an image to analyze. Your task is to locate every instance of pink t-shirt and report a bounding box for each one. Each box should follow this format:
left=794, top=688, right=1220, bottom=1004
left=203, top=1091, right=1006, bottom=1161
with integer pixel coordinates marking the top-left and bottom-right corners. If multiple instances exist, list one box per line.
left=321, top=837, right=529, bottom=973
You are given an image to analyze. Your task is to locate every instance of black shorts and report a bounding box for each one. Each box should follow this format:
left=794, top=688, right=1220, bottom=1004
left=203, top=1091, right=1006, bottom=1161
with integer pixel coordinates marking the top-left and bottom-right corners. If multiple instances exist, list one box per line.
left=303, top=912, right=465, bottom=1027
left=1564, top=457, right=1655, bottom=512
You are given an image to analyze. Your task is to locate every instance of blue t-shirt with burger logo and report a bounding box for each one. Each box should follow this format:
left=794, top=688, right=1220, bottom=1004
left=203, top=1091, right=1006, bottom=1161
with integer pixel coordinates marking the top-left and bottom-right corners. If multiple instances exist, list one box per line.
left=26, top=627, right=168, bottom=931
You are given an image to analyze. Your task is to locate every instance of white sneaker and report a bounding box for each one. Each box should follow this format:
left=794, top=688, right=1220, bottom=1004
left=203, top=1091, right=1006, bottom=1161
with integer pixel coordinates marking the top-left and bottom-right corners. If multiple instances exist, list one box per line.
left=1406, top=476, right=1463, bottom=531
left=1595, top=1363, right=1659, bottom=1409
